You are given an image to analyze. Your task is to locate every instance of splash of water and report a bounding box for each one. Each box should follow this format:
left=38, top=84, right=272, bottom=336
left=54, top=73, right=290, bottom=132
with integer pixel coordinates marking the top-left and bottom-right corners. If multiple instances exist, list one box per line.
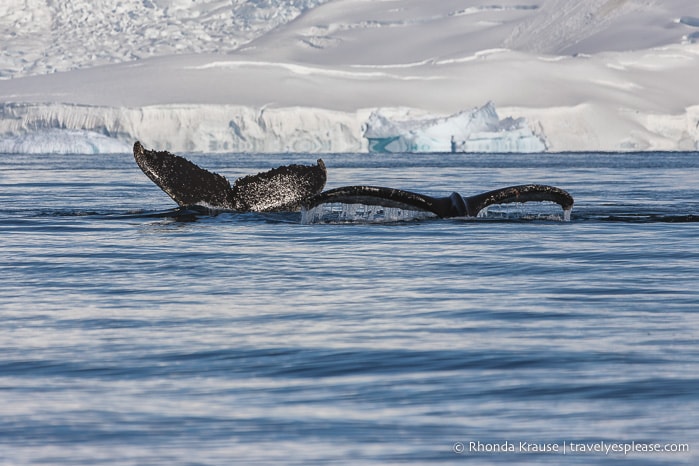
left=301, top=201, right=572, bottom=223
left=301, top=203, right=436, bottom=224
left=475, top=202, right=571, bottom=221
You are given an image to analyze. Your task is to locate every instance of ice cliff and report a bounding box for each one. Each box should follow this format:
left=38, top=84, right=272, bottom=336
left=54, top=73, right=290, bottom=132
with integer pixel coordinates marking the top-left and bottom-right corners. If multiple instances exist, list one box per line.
left=0, top=102, right=549, bottom=154
left=0, top=100, right=697, bottom=155
left=0, top=103, right=364, bottom=154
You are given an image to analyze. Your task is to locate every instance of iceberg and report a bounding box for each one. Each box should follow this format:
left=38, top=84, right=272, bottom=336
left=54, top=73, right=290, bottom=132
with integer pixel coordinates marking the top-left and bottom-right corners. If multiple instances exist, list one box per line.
left=363, top=102, right=547, bottom=153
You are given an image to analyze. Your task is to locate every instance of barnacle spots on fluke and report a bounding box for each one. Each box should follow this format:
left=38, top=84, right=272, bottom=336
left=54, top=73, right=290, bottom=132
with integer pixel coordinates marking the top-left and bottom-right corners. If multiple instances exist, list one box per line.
left=133, top=141, right=326, bottom=212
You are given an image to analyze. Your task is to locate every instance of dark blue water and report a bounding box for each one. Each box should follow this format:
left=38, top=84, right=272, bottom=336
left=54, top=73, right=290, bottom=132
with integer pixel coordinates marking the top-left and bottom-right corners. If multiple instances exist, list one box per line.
left=1, top=152, right=698, bottom=465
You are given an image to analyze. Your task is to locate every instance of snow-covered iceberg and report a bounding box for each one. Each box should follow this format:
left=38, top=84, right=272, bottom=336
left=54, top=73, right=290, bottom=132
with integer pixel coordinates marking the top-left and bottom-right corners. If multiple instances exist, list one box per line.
left=363, top=102, right=547, bottom=153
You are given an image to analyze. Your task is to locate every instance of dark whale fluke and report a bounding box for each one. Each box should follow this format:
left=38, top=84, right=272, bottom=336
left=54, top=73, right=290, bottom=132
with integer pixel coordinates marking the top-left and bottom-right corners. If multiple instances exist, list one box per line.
left=231, top=158, right=327, bottom=212
left=134, top=141, right=236, bottom=209
left=463, top=184, right=574, bottom=217
left=303, top=184, right=574, bottom=218
left=133, top=141, right=327, bottom=212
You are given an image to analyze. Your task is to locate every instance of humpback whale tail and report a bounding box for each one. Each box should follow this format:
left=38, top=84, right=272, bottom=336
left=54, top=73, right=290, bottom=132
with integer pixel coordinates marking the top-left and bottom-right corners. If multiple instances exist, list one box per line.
left=303, top=184, right=574, bottom=219
left=133, top=141, right=327, bottom=212
left=133, top=141, right=573, bottom=220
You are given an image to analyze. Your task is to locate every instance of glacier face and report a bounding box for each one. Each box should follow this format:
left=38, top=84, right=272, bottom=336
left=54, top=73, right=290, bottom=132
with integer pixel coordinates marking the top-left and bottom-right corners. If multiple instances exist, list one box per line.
left=0, top=101, right=550, bottom=154
left=1, top=101, right=697, bottom=155
left=0, top=103, right=366, bottom=154
left=363, top=102, right=548, bottom=153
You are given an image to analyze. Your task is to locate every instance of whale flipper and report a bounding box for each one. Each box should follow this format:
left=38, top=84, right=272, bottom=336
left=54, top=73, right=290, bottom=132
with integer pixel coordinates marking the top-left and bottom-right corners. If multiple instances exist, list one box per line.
left=134, top=141, right=236, bottom=209
left=304, top=184, right=573, bottom=218
left=133, top=142, right=326, bottom=212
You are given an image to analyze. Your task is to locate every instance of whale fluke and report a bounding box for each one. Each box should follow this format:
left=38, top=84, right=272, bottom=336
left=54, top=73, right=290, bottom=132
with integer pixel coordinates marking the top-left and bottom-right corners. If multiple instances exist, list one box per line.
left=232, top=159, right=327, bottom=212
left=463, top=184, right=574, bottom=217
left=304, top=184, right=574, bottom=218
left=133, top=142, right=326, bottom=212
left=134, top=141, right=236, bottom=209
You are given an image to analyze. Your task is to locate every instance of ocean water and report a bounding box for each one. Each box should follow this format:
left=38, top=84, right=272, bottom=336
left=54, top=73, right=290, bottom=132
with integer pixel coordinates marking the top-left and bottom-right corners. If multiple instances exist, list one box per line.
left=1, top=151, right=697, bottom=465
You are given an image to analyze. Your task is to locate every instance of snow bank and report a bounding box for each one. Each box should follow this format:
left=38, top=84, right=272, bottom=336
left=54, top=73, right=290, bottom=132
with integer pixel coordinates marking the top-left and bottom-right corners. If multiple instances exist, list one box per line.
left=0, top=0, right=330, bottom=78
left=363, top=102, right=547, bottom=153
